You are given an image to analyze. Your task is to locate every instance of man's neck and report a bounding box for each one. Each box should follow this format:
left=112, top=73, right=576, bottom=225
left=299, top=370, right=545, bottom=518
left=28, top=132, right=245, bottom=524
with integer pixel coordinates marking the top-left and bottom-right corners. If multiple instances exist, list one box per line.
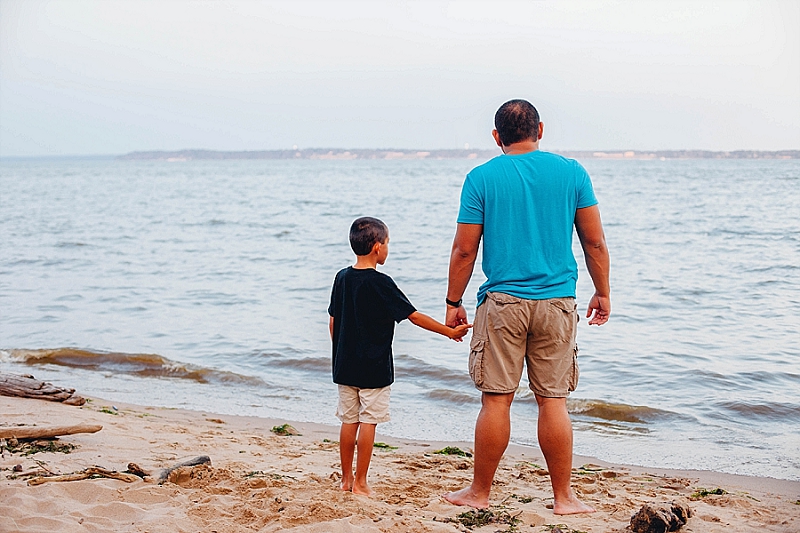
left=502, top=139, right=539, bottom=155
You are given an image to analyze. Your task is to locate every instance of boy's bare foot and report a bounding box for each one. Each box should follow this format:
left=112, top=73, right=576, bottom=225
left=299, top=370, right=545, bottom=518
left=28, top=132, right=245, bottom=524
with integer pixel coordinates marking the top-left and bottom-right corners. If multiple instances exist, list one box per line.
left=340, top=475, right=354, bottom=492
left=352, top=480, right=372, bottom=496
left=442, top=486, right=489, bottom=509
left=553, top=495, right=596, bottom=515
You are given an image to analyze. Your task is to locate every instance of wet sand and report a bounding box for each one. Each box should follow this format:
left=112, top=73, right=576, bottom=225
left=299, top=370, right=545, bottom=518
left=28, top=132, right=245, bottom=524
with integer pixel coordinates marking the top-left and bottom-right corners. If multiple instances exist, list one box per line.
left=1, top=395, right=798, bottom=532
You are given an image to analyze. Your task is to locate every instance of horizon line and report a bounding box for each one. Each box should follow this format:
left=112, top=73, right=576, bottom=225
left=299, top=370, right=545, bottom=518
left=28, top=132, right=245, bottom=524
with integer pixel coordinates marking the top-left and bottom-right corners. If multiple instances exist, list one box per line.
left=2, top=147, right=799, bottom=161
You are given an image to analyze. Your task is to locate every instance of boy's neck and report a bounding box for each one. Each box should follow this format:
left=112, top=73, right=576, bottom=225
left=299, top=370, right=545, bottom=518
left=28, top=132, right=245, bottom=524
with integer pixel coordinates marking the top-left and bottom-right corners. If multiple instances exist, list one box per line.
left=353, top=255, right=379, bottom=270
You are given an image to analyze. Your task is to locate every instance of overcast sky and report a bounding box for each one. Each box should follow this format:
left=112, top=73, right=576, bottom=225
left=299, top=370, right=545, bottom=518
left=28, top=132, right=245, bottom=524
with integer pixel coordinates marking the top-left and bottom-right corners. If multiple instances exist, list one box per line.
left=1, top=0, right=798, bottom=156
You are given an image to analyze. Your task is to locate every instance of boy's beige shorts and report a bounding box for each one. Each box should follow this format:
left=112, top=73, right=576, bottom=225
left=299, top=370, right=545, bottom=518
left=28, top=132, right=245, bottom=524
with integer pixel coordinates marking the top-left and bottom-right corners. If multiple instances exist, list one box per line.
left=336, top=385, right=391, bottom=424
left=469, top=292, right=579, bottom=397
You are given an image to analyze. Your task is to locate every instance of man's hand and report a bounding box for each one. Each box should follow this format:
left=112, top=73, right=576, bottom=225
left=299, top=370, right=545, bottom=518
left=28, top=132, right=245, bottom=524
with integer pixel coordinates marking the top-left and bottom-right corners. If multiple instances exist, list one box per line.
left=447, top=323, right=473, bottom=342
left=446, top=305, right=468, bottom=328
left=586, top=292, right=611, bottom=325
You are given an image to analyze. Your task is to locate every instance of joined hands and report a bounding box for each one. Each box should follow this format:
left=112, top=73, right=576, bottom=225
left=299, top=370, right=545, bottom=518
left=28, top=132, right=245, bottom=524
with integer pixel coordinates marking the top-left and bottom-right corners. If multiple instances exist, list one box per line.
left=445, top=305, right=471, bottom=342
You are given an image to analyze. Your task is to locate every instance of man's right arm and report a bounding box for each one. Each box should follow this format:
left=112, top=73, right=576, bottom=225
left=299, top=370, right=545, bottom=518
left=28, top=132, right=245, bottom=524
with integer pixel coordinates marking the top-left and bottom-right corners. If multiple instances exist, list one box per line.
left=446, top=223, right=482, bottom=327
left=574, top=205, right=611, bottom=325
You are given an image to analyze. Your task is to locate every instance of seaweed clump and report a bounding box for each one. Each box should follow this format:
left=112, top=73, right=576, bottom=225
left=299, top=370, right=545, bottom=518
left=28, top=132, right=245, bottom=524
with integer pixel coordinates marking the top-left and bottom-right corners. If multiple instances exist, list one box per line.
left=2, top=438, right=76, bottom=456
left=691, top=487, right=727, bottom=499
left=270, top=424, right=301, bottom=436
left=447, top=508, right=521, bottom=532
left=433, top=446, right=472, bottom=457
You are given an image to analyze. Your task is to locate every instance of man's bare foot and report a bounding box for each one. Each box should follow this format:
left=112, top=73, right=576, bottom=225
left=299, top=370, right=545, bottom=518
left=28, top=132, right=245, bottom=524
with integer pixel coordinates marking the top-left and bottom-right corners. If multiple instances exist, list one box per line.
left=352, top=480, right=372, bottom=496
left=442, top=486, right=489, bottom=509
left=553, top=495, right=596, bottom=515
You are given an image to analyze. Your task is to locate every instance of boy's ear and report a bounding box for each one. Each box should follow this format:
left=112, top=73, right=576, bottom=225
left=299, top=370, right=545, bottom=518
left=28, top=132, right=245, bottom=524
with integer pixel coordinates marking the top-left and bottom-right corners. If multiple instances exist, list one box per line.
left=371, top=241, right=382, bottom=254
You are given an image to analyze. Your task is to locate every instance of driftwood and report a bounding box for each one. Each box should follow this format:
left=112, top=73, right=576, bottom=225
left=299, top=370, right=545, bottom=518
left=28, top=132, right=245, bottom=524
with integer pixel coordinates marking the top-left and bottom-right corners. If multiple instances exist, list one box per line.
left=14, top=468, right=48, bottom=477
left=630, top=500, right=693, bottom=533
left=0, top=373, right=86, bottom=405
left=158, top=455, right=211, bottom=483
left=0, top=424, right=102, bottom=440
left=27, top=466, right=140, bottom=486
left=125, top=462, right=151, bottom=478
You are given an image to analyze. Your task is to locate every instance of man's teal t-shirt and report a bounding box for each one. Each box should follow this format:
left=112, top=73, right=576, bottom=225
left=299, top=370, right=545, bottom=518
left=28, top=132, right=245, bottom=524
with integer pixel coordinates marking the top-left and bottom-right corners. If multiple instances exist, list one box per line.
left=457, top=150, right=598, bottom=305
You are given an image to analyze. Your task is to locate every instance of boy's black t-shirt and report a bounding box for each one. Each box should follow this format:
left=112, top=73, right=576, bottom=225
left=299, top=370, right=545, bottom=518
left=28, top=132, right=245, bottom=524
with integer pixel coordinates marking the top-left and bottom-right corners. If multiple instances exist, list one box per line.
left=328, top=266, right=416, bottom=388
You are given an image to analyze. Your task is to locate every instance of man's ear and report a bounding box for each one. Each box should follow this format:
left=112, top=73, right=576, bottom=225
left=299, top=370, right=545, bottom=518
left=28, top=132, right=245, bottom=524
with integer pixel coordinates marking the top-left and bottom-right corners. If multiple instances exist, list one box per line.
left=492, top=129, right=503, bottom=148
left=538, top=122, right=544, bottom=140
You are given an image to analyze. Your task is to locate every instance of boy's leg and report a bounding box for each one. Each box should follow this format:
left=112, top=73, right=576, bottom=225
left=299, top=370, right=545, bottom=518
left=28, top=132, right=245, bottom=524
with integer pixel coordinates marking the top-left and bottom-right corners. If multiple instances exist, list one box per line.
left=336, top=385, right=362, bottom=492
left=353, top=422, right=376, bottom=496
left=351, top=385, right=390, bottom=497
left=339, top=422, right=359, bottom=491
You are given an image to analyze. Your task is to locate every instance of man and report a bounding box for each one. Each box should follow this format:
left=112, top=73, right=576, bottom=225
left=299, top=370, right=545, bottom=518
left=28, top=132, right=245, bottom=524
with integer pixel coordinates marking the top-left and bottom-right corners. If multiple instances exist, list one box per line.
left=443, top=99, right=610, bottom=515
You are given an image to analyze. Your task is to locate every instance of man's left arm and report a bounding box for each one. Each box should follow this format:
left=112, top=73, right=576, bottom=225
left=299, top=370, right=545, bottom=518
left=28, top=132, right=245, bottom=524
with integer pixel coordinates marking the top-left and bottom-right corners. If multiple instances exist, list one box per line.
left=575, top=205, right=611, bottom=325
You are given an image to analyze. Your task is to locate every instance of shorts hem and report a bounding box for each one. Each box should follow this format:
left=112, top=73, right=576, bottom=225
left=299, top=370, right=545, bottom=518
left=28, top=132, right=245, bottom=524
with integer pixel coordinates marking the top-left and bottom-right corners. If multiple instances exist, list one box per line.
left=359, top=415, right=390, bottom=425
left=475, top=385, right=518, bottom=394
left=529, top=386, right=571, bottom=398
left=336, top=414, right=389, bottom=424
left=336, top=413, right=357, bottom=424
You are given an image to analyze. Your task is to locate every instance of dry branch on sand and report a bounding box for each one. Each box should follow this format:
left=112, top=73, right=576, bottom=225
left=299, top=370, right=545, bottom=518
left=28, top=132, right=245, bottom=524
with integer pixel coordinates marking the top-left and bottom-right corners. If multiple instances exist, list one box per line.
left=27, top=467, right=141, bottom=486
left=0, top=424, right=102, bottom=440
left=0, top=373, right=86, bottom=405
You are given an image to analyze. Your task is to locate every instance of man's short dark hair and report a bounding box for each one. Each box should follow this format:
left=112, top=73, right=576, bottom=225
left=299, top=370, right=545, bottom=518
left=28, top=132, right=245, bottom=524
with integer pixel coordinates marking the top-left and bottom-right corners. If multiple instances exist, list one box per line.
left=349, top=217, right=389, bottom=256
left=494, top=99, right=540, bottom=146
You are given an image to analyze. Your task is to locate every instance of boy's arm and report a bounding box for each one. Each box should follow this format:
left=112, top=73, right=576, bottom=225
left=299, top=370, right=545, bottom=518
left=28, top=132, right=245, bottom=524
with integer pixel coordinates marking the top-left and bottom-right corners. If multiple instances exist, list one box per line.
left=407, top=311, right=471, bottom=341
left=329, top=316, right=334, bottom=340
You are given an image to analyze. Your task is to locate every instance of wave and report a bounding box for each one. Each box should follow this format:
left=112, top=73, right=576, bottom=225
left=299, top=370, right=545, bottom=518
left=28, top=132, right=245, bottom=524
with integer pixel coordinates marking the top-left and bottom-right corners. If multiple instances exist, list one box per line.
left=424, top=389, right=480, bottom=405
left=257, top=351, right=329, bottom=373
left=565, top=398, right=676, bottom=423
left=395, top=353, right=474, bottom=387
left=513, top=390, right=675, bottom=423
left=716, top=400, right=800, bottom=422
left=0, top=348, right=264, bottom=386
left=252, top=351, right=476, bottom=389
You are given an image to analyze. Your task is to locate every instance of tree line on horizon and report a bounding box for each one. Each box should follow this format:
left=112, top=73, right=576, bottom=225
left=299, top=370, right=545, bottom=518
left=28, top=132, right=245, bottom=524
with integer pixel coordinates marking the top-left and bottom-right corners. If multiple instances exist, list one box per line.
left=116, top=148, right=800, bottom=161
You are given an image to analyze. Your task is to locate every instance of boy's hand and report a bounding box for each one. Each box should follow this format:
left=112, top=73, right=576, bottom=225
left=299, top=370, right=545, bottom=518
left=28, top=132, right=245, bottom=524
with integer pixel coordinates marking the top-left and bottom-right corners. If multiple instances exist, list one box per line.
left=448, top=323, right=472, bottom=341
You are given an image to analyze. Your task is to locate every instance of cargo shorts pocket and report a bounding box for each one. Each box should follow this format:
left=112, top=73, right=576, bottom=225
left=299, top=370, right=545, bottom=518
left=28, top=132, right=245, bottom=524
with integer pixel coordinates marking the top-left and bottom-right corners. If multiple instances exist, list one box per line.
left=548, top=298, right=578, bottom=342
left=568, top=344, right=580, bottom=392
left=468, top=336, right=487, bottom=388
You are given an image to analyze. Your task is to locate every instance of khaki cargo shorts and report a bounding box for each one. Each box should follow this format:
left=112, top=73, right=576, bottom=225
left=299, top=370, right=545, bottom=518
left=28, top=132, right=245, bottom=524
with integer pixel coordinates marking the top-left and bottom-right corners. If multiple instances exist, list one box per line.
left=336, top=385, right=391, bottom=424
left=468, top=292, right=579, bottom=397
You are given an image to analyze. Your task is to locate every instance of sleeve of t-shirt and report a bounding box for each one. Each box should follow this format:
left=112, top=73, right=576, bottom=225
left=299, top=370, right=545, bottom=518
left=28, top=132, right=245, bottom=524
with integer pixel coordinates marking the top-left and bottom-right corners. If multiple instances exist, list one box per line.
left=374, top=275, right=417, bottom=323
left=456, top=171, right=484, bottom=225
left=327, top=271, right=339, bottom=317
left=574, top=160, right=598, bottom=209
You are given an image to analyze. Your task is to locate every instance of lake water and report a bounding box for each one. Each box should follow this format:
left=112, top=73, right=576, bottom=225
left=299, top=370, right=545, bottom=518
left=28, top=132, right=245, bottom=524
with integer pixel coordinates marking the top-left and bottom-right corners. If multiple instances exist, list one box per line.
left=1, top=156, right=798, bottom=480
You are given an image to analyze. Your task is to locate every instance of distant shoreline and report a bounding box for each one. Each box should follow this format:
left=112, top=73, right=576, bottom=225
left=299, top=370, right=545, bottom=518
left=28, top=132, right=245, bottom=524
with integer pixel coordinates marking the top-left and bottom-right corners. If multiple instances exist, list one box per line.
left=116, top=148, right=800, bottom=161
left=2, top=149, right=798, bottom=161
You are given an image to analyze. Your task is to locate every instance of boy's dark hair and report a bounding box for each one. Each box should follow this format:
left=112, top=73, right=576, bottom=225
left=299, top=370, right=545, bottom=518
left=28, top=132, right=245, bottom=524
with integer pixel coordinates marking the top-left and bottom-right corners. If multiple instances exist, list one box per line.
left=494, top=99, right=540, bottom=146
left=349, top=217, right=389, bottom=256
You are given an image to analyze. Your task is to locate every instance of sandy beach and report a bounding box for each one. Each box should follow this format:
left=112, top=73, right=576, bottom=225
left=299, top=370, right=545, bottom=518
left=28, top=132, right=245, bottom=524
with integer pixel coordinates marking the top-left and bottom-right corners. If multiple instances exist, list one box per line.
left=1, top=394, right=798, bottom=533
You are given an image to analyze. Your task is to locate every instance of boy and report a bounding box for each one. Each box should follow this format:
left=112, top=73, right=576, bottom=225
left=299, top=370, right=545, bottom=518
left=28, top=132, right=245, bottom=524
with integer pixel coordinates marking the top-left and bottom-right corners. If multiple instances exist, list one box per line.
left=328, top=217, right=471, bottom=496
